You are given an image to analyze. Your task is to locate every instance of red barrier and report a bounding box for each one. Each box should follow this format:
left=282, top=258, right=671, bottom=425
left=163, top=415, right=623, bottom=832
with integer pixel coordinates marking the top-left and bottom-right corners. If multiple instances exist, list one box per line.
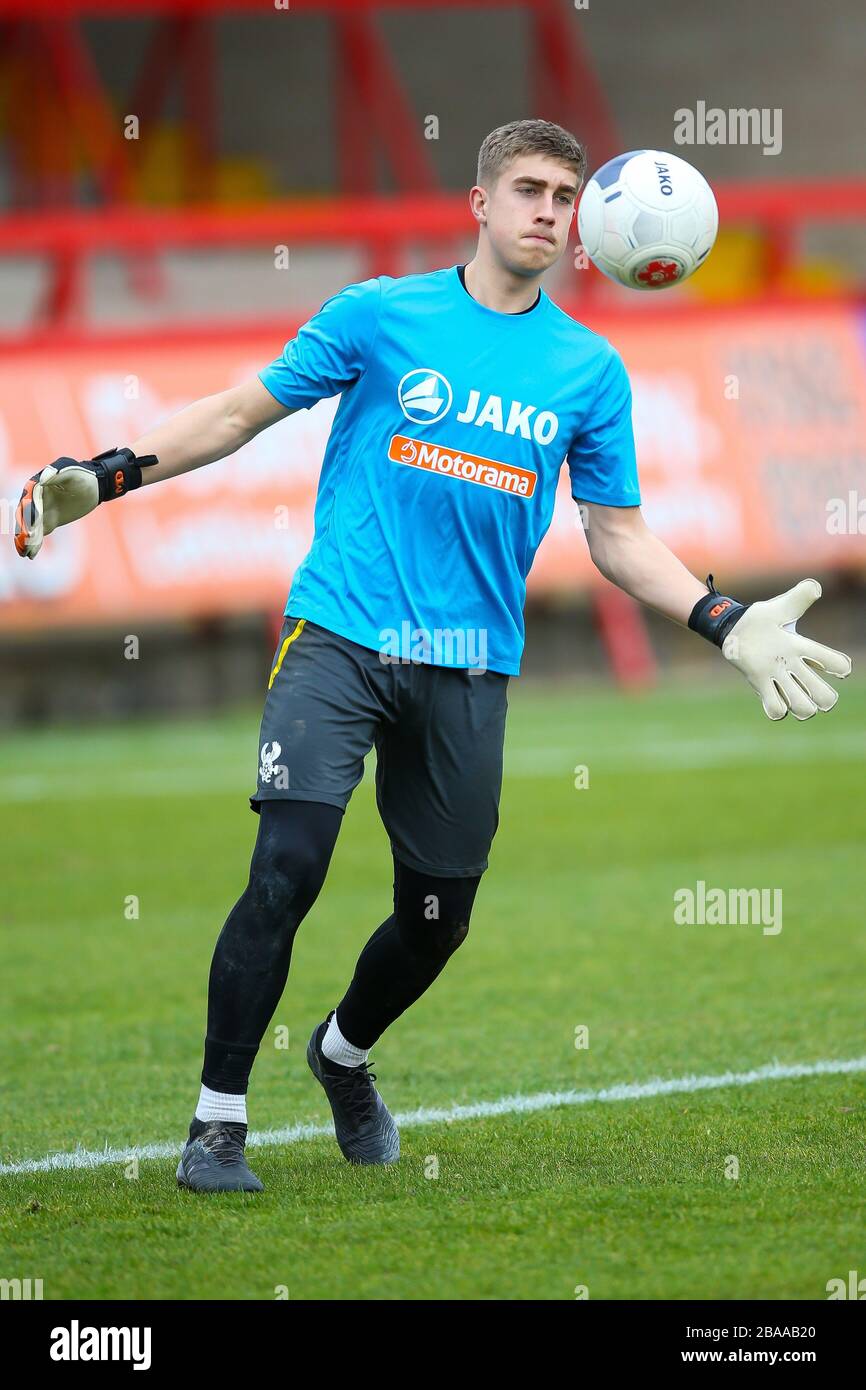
left=2, top=182, right=866, bottom=343
left=2, top=301, right=865, bottom=632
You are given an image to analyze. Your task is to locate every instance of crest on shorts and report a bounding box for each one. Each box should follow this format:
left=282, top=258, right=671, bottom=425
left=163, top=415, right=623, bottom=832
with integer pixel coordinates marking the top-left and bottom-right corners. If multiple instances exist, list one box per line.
left=259, top=741, right=283, bottom=784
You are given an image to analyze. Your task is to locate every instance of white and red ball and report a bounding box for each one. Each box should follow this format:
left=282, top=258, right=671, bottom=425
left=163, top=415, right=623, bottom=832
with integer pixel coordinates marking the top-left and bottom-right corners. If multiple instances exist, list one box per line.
left=577, top=149, right=718, bottom=290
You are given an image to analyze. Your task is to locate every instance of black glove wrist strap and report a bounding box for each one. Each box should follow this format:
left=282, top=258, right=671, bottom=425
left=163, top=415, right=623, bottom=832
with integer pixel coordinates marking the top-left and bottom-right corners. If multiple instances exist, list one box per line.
left=688, top=574, right=749, bottom=647
left=90, top=447, right=158, bottom=503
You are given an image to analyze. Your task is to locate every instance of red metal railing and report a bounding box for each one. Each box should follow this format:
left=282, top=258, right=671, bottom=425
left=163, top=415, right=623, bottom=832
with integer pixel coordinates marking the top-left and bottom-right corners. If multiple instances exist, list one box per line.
left=1, top=181, right=865, bottom=348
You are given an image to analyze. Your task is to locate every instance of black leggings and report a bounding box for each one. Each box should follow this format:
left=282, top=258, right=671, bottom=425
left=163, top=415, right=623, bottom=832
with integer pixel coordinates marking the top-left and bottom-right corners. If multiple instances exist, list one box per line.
left=202, top=800, right=481, bottom=1093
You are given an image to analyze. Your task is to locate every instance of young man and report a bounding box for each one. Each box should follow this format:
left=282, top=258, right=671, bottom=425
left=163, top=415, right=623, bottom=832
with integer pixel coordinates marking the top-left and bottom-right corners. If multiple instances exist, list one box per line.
left=15, top=120, right=851, bottom=1192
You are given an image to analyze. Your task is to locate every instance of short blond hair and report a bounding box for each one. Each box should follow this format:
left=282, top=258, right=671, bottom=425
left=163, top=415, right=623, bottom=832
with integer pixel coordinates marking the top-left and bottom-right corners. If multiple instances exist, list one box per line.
left=477, top=119, right=586, bottom=192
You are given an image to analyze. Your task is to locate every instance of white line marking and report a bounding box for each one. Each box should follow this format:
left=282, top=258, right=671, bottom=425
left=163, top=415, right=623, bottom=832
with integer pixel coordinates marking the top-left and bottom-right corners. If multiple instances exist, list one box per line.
left=2, top=1054, right=864, bottom=1178
left=1, top=734, right=863, bottom=802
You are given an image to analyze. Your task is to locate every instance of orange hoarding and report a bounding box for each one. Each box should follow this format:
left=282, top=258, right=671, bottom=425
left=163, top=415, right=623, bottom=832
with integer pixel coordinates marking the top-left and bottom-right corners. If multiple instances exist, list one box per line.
left=534, top=301, right=866, bottom=589
left=1, top=305, right=865, bottom=631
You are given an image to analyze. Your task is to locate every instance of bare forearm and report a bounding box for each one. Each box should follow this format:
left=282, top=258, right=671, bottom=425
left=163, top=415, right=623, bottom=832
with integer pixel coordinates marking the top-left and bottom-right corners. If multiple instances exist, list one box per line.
left=129, top=392, right=252, bottom=486
left=588, top=513, right=707, bottom=624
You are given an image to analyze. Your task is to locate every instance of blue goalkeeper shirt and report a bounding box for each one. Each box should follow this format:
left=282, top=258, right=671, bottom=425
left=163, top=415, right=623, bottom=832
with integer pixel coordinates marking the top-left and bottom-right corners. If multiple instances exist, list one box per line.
left=258, top=264, right=640, bottom=675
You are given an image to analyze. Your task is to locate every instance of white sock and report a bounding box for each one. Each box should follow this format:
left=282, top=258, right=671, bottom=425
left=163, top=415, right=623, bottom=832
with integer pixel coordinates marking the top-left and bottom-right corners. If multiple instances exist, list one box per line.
left=195, top=1083, right=247, bottom=1125
left=322, top=1011, right=369, bottom=1069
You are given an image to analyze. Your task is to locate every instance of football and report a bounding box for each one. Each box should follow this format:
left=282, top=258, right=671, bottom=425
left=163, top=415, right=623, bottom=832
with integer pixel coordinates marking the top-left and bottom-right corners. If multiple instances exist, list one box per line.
left=577, top=149, right=718, bottom=290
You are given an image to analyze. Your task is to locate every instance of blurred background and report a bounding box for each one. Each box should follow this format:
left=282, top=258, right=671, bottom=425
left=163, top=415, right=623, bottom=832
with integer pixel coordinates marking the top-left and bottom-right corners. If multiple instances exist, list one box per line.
left=1, top=0, right=865, bottom=721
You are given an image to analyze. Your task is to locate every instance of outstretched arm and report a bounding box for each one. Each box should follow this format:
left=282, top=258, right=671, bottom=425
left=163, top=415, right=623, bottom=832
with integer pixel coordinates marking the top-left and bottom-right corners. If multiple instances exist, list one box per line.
left=578, top=500, right=851, bottom=720
left=131, top=377, right=293, bottom=486
left=14, top=377, right=293, bottom=558
left=577, top=501, right=706, bottom=622
left=15, top=277, right=381, bottom=559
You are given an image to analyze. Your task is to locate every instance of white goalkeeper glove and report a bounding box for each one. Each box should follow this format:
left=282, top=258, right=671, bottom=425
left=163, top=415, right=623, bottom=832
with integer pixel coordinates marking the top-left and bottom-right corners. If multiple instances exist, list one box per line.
left=688, top=576, right=851, bottom=721
left=14, top=446, right=158, bottom=560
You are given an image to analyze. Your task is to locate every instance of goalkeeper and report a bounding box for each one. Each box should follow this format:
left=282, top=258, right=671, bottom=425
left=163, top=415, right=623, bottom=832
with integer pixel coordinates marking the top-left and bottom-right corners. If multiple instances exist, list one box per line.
left=14, top=119, right=851, bottom=1193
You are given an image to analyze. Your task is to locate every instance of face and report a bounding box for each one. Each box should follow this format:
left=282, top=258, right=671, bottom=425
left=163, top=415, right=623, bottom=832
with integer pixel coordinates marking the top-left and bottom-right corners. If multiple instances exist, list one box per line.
left=477, top=154, right=579, bottom=275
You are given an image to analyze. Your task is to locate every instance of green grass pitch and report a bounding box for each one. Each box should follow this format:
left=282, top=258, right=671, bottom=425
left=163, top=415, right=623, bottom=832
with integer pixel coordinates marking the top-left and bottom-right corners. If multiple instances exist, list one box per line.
left=1, top=675, right=865, bottom=1300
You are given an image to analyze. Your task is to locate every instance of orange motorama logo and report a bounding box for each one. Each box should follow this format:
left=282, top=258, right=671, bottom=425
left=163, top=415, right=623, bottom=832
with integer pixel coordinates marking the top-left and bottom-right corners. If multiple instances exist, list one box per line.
left=388, top=433, right=536, bottom=498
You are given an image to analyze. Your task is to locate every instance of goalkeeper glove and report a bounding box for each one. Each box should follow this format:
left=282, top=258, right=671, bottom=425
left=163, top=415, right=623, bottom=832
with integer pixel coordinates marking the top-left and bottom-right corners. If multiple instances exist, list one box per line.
left=688, top=575, right=851, bottom=721
left=14, top=446, right=158, bottom=560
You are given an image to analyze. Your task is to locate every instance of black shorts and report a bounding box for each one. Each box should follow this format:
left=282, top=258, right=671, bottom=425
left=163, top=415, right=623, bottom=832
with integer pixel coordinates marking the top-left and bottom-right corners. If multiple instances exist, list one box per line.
left=251, top=614, right=509, bottom=877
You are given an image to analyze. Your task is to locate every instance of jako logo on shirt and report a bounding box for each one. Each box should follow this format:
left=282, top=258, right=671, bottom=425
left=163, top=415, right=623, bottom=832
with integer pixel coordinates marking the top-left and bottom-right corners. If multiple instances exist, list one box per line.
left=397, top=368, right=559, bottom=444
left=398, top=369, right=453, bottom=424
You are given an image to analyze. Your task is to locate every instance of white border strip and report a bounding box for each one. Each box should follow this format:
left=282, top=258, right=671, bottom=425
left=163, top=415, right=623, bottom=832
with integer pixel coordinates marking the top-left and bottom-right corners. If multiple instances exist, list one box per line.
left=2, top=1055, right=864, bottom=1178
